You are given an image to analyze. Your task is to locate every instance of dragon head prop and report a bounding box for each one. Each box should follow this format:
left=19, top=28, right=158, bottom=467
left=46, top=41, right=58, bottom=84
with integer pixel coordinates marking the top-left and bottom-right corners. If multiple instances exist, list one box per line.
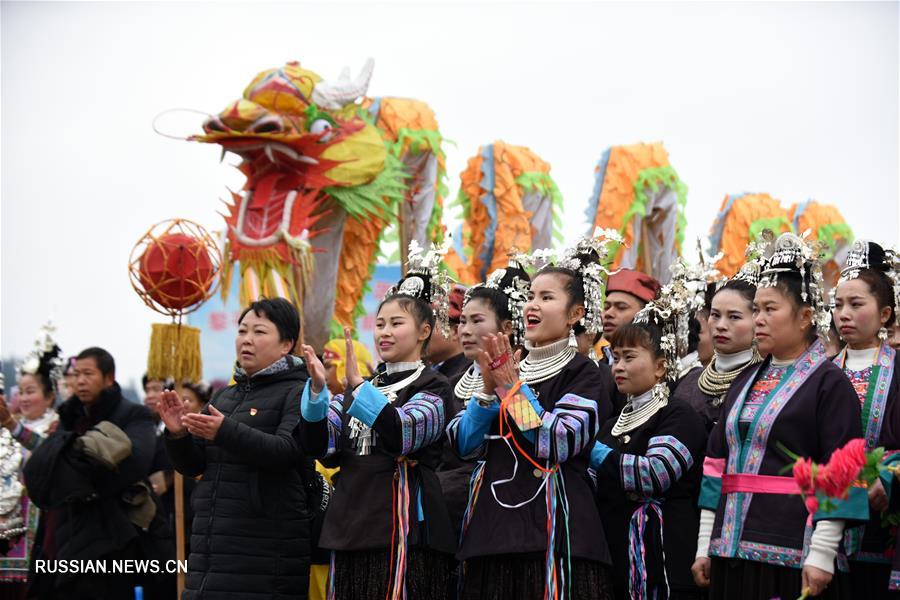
left=190, top=59, right=448, bottom=350
left=195, top=59, right=387, bottom=193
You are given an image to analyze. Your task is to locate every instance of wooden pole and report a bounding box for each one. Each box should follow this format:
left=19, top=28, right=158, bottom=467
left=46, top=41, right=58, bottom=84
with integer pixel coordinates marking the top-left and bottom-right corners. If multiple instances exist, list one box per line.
left=173, top=384, right=186, bottom=599
left=174, top=472, right=185, bottom=598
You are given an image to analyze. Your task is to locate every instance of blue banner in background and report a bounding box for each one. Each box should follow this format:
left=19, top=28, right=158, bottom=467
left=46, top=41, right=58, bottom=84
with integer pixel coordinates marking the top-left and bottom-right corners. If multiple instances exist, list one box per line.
left=187, top=264, right=402, bottom=384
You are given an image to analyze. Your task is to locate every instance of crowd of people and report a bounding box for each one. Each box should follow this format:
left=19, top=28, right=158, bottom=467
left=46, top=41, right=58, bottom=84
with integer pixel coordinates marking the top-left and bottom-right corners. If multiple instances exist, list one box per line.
left=1, top=231, right=900, bottom=600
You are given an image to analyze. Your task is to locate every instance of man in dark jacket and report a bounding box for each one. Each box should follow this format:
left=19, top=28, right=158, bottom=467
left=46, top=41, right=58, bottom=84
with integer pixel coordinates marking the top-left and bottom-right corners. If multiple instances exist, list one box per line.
left=26, top=347, right=157, bottom=599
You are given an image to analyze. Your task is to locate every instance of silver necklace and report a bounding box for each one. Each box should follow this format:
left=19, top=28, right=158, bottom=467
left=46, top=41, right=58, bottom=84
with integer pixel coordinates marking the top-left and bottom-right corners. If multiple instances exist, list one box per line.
left=454, top=366, right=483, bottom=403
left=611, top=383, right=670, bottom=438
left=348, top=362, right=426, bottom=455
left=520, top=338, right=576, bottom=385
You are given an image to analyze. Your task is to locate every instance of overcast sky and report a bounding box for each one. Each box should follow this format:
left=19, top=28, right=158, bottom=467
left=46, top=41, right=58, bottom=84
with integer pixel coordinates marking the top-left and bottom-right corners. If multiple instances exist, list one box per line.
left=2, top=1, right=898, bottom=389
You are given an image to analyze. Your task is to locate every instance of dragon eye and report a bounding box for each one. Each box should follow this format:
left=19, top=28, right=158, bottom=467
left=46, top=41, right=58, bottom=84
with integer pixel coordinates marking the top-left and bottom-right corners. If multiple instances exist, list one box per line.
left=250, top=116, right=284, bottom=134
left=309, top=118, right=334, bottom=142
left=203, top=117, right=227, bottom=133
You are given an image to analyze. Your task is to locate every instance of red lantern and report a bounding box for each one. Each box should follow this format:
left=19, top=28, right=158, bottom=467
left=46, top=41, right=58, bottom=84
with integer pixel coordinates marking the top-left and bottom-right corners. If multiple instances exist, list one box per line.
left=138, top=232, right=215, bottom=310
left=128, top=219, right=223, bottom=383
left=129, top=219, right=222, bottom=317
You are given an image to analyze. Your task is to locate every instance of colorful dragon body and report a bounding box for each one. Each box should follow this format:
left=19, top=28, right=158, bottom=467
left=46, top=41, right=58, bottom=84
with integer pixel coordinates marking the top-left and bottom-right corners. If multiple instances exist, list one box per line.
left=188, top=58, right=859, bottom=346
left=583, top=142, right=687, bottom=283
left=709, top=194, right=853, bottom=281
left=192, top=60, right=447, bottom=349
left=790, top=200, right=853, bottom=284
left=446, top=141, right=563, bottom=285
left=709, top=193, right=793, bottom=278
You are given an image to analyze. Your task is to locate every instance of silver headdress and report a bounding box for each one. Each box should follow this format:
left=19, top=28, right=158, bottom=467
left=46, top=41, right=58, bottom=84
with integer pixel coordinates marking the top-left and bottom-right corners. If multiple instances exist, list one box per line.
left=17, top=322, right=64, bottom=387
left=757, top=231, right=831, bottom=339
left=835, top=239, right=900, bottom=316
left=464, top=259, right=532, bottom=345
left=730, top=231, right=772, bottom=287
left=635, top=257, right=705, bottom=381
left=385, top=239, right=454, bottom=337
left=682, top=238, right=724, bottom=309
left=523, top=228, right=624, bottom=335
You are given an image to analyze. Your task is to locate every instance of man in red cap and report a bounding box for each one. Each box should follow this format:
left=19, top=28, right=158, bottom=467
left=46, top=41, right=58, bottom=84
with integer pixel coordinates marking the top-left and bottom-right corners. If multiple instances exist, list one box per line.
left=600, top=269, right=661, bottom=363
left=429, top=284, right=472, bottom=379
left=595, top=269, right=661, bottom=414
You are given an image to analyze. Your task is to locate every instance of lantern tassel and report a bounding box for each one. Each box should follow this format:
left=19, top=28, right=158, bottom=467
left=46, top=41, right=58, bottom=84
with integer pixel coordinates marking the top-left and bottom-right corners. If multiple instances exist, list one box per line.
left=147, top=323, right=202, bottom=383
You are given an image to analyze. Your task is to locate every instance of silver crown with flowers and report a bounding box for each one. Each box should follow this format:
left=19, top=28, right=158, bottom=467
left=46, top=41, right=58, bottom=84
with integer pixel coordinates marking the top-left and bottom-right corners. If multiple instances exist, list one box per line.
left=835, top=239, right=900, bottom=316
left=385, top=238, right=454, bottom=337
left=634, top=257, right=703, bottom=381
left=683, top=237, right=724, bottom=304
left=17, top=321, right=64, bottom=385
left=521, top=228, right=624, bottom=336
left=730, top=229, right=777, bottom=288
left=465, top=258, right=532, bottom=346
left=756, top=230, right=832, bottom=339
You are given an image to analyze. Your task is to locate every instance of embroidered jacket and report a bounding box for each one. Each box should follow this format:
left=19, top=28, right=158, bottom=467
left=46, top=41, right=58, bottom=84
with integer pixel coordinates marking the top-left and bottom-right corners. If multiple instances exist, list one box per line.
left=297, top=366, right=455, bottom=554
left=834, top=344, right=900, bottom=566
left=700, top=341, right=868, bottom=569
left=448, top=352, right=614, bottom=563
left=593, top=399, right=707, bottom=596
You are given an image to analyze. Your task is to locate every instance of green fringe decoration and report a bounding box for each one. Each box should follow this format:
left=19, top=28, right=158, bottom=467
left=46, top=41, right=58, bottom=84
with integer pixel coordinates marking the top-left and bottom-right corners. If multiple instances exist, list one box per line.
left=451, top=187, right=477, bottom=259
left=332, top=111, right=449, bottom=333
left=606, top=165, right=688, bottom=267
left=816, top=222, right=854, bottom=261
left=324, top=152, right=409, bottom=221
left=390, top=128, right=446, bottom=160
left=748, top=217, right=794, bottom=244
left=327, top=147, right=409, bottom=338
left=390, top=128, right=450, bottom=245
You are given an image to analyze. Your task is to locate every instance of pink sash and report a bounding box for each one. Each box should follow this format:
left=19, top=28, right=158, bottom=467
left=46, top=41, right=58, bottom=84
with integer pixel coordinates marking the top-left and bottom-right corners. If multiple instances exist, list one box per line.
left=721, top=473, right=799, bottom=495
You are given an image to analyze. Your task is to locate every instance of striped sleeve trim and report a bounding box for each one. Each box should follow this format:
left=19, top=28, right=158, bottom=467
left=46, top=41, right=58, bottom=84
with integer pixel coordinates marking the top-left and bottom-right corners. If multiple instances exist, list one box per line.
left=324, top=396, right=345, bottom=457
left=396, top=392, right=445, bottom=455
left=535, top=393, right=599, bottom=463
left=618, top=434, right=695, bottom=496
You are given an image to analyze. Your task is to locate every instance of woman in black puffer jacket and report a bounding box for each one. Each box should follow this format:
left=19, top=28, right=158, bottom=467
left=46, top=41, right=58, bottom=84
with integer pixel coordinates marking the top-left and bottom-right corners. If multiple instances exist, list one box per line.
left=161, top=298, right=312, bottom=599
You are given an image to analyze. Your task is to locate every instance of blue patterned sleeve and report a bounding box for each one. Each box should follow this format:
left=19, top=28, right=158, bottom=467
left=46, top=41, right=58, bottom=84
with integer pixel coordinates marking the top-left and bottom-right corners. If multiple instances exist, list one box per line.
left=10, top=421, right=45, bottom=451
left=347, top=381, right=446, bottom=456
left=594, top=403, right=707, bottom=499
left=447, top=399, right=499, bottom=458
left=514, top=384, right=600, bottom=464
left=297, top=379, right=343, bottom=458
left=615, top=435, right=695, bottom=497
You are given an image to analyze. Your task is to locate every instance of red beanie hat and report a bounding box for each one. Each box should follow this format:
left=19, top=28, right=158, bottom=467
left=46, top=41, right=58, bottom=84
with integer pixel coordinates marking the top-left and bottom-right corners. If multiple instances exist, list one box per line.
left=606, top=269, right=660, bottom=304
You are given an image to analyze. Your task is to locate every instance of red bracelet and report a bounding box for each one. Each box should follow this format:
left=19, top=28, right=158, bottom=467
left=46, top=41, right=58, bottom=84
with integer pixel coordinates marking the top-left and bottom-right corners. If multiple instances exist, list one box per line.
left=489, top=353, right=510, bottom=370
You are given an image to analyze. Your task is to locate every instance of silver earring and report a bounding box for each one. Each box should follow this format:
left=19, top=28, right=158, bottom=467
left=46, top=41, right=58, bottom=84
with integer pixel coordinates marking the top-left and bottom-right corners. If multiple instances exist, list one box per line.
left=568, top=328, right=577, bottom=348
left=651, top=381, right=670, bottom=403
left=751, top=339, right=762, bottom=362
left=879, top=327, right=889, bottom=341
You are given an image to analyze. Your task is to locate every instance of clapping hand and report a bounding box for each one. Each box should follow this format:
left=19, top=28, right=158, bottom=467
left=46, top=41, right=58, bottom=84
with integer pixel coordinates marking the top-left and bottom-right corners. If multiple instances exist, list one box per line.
left=159, top=390, right=187, bottom=436
left=182, top=405, right=225, bottom=441
left=302, top=345, right=327, bottom=394
left=487, top=334, right=521, bottom=388
left=343, top=327, right=364, bottom=389
left=477, top=334, right=520, bottom=396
